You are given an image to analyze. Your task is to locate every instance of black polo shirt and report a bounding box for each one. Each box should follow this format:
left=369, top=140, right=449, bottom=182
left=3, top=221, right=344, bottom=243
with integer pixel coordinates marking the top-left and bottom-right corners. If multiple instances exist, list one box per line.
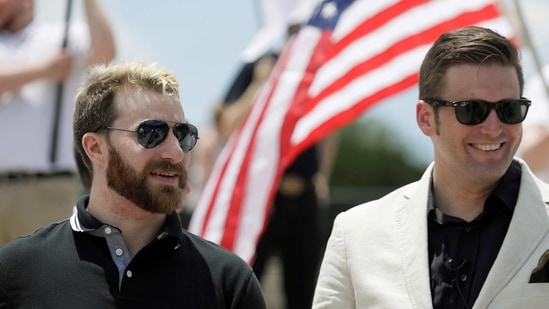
left=0, top=196, right=266, bottom=308
left=428, top=162, right=521, bottom=309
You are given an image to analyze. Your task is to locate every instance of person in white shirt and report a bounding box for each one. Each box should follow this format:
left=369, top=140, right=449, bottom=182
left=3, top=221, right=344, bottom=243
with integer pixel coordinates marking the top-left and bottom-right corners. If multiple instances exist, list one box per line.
left=0, top=0, right=116, bottom=244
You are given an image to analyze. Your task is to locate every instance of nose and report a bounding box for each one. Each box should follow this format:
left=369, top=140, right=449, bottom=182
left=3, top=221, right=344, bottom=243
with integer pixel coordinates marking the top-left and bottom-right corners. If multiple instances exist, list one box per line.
left=479, top=109, right=503, bottom=137
left=159, top=131, right=187, bottom=164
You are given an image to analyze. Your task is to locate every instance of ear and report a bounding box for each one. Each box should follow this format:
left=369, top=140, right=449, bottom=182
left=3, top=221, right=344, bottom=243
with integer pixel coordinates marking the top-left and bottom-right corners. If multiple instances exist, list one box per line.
left=82, top=132, right=108, bottom=169
left=416, top=100, right=435, bottom=136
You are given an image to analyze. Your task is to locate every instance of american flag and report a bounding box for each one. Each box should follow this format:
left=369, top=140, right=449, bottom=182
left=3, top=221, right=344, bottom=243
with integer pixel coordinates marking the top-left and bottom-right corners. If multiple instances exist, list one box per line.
left=188, top=0, right=513, bottom=263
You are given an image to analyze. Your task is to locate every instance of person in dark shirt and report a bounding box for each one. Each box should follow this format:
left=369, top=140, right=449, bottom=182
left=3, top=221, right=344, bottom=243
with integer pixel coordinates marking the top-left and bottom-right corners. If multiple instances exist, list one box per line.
left=313, top=26, right=549, bottom=309
left=0, top=61, right=266, bottom=309
left=218, top=51, right=337, bottom=309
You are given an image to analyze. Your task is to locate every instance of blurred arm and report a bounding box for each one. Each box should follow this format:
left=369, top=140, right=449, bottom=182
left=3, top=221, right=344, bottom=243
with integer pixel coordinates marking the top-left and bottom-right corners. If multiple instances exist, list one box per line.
left=217, top=79, right=262, bottom=141
left=218, top=55, right=275, bottom=141
left=84, top=0, right=116, bottom=65
left=0, top=0, right=115, bottom=95
left=0, top=51, right=72, bottom=95
left=315, top=132, right=339, bottom=205
left=521, top=125, right=549, bottom=174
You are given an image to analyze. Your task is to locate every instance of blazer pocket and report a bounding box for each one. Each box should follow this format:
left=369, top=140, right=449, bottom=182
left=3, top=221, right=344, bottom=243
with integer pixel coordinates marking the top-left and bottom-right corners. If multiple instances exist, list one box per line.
left=524, top=283, right=549, bottom=298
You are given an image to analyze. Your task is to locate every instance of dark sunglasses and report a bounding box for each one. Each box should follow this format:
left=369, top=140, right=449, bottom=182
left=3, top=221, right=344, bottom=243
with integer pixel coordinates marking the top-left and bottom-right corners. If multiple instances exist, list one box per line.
left=105, top=120, right=199, bottom=152
left=423, top=98, right=531, bottom=125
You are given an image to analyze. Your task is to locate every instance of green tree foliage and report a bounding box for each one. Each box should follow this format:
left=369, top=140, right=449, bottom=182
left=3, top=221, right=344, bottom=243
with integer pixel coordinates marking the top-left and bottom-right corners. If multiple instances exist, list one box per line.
left=327, top=119, right=427, bottom=217
left=331, top=118, right=426, bottom=187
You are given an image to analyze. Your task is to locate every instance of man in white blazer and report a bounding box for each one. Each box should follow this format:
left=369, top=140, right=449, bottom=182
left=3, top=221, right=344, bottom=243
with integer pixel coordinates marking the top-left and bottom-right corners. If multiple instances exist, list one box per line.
left=313, top=26, right=549, bottom=308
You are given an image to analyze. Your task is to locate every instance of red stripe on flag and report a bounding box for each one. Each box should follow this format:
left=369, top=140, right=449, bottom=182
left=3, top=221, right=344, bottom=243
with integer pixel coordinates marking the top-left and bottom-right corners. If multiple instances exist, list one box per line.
left=279, top=32, right=333, bottom=168
left=218, top=35, right=303, bottom=250
left=291, top=73, right=419, bottom=159
left=198, top=134, right=238, bottom=236
left=333, top=0, right=430, bottom=55
left=309, top=5, right=502, bottom=118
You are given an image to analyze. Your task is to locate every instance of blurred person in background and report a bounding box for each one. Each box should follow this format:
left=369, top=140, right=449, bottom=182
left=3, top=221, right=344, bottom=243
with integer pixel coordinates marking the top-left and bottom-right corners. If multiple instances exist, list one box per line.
left=218, top=49, right=338, bottom=309
left=182, top=103, right=225, bottom=227
left=0, top=0, right=116, bottom=244
left=520, top=65, right=549, bottom=182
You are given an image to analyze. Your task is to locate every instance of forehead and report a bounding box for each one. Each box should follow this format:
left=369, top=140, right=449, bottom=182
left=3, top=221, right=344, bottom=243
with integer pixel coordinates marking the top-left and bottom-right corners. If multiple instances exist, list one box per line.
left=443, top=64, right=520, bottom=100
left=114, top=87, right=185, bottom=123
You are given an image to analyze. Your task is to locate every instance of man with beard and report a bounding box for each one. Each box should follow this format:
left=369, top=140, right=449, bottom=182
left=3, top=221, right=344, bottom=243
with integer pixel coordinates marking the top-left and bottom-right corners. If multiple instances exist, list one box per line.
left=0, top=61, right=267, bottom=308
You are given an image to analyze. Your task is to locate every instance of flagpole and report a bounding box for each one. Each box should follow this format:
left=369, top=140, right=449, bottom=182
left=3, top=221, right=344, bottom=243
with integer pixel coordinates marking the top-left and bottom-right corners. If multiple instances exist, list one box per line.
left=506, top=0, right=549, bottom=97
left=49, top=0, right=74, bottom=164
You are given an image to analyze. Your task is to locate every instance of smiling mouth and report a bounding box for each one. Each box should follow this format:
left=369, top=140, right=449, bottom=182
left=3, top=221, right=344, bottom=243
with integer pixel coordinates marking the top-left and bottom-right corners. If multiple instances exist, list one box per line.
left=151, top=171, right=178, bottom=178
left=472, top=143, right=502, bottom=151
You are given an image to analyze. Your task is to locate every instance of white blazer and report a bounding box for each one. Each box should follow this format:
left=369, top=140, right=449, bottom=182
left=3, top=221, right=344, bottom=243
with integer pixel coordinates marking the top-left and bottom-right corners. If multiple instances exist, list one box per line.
left=313, top=158, right=549, bottom=309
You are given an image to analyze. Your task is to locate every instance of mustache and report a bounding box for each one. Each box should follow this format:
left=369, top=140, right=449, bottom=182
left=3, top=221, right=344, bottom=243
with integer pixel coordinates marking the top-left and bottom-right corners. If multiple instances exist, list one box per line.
left=144, top=160, right=187, bottom=187
left=144, top=159, right=184, bottom=173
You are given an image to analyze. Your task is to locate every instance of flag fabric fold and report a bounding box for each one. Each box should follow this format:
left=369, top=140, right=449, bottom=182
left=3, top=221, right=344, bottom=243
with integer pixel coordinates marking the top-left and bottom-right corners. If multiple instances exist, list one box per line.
left=188, top=0, right=513, bottom=263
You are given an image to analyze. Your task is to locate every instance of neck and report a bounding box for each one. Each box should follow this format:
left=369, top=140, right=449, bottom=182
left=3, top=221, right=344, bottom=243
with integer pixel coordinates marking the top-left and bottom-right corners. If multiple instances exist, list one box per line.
left=87, top=187, right=166, bottom=257
left=432, top=169, right=498, bottom=222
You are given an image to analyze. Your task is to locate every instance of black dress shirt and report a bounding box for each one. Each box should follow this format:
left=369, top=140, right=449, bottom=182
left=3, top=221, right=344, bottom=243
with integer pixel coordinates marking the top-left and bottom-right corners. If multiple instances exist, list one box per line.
left=428, top=162, right=521, bottom=309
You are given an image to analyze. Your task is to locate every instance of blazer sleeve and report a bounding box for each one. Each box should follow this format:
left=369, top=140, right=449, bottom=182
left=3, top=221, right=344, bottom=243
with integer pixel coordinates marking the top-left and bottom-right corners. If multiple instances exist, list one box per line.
left=313, top=212, right=356, bottom=308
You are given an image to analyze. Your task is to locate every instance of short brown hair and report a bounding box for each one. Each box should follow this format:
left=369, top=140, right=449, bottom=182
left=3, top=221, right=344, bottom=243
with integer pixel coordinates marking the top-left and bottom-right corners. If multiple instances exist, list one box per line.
left=419, top=26, right=523, bottom=100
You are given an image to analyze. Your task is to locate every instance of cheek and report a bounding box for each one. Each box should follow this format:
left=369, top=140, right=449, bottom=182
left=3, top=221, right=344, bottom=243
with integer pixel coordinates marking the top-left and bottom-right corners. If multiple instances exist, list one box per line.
left=508, top=125, right=523, bottom=146
left=184, top=153, right=192, bottom=170
left=116, top=150, right=147, bottom=174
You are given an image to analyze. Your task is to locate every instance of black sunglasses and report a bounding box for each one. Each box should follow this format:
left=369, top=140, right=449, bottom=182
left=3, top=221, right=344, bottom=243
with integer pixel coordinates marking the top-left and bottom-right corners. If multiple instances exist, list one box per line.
left=105, top=120, right=199, bottom=152
left=423, top=98, right=531, bottom=125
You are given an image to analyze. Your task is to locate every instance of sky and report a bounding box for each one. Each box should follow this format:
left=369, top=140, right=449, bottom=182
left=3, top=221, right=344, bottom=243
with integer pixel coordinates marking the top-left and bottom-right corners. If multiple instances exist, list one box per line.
left=36, top=0, right=549, bottom=166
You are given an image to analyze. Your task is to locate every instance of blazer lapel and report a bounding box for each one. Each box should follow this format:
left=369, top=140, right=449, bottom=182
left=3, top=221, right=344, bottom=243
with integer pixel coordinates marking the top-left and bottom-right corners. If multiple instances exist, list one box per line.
left=474, top=162, right=549, bottom=308
left=395, top=165, right=434, bottom=309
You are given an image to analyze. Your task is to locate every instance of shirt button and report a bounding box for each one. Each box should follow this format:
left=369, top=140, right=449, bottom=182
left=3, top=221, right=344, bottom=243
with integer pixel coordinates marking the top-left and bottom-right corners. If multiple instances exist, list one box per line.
left=104, top=227, right=112, bottom=235
left=465, top=226, right=472, bottom=232
left=126, top=270, right=133, bottom=278
left=115, top=248, right=124, bottom=256
left=460, top=274, right=468, bottom=282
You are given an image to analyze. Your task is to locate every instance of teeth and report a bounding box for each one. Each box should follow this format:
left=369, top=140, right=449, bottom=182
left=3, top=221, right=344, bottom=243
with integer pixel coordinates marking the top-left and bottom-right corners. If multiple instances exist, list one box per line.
left=473, top=144, right=501, bottom=151
left=152, top=172, right=176, bottom=177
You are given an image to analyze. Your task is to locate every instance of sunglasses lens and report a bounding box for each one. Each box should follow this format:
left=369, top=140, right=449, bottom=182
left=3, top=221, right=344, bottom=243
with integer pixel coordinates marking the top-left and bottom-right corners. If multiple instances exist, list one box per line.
left=455, top=101, right=489, bottom=125
left=427, top=98, right=530, bottom=125
left=174, top=123, right=198, bottom=152
left=497, top=101, right=527, bottom=124
left=136, top=120, right=170, bottom=148
left=455, top=100, right=529, bottom=125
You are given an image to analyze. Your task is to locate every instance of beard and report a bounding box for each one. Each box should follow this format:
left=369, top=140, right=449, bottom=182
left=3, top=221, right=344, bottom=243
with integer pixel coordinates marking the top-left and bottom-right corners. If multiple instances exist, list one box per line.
left=0, top=7, right=20, bottom=32
left=106, top=143, right=186, bottom=214
left=0, top=16, right=15, bottom=31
